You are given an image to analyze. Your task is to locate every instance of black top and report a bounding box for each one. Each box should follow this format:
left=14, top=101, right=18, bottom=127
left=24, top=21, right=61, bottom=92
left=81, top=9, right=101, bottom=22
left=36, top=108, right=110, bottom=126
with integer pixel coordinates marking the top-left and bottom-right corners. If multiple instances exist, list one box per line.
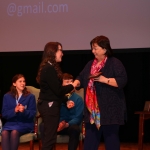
left=39, top=63, right=74, bottom=102
left=76, top=57, right=127, bottom=125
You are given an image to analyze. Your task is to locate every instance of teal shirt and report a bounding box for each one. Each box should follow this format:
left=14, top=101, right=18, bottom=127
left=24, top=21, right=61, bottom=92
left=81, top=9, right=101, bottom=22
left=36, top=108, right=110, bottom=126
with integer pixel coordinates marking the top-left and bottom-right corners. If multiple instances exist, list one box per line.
left=59, top=92, right=84, bottom=126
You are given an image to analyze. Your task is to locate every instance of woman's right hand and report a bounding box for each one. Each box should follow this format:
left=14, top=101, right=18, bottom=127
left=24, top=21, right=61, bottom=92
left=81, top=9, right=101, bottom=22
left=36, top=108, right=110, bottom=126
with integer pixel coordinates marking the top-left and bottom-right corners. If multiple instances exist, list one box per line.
left=15, top=105, right=19, bottom=113
left=72, top=80, right=80, bottom=88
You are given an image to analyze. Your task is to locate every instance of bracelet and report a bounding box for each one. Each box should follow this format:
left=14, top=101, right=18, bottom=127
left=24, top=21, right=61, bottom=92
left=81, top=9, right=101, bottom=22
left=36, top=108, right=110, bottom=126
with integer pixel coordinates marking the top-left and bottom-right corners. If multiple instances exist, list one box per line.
left=107, top=78, right=110, bottom=84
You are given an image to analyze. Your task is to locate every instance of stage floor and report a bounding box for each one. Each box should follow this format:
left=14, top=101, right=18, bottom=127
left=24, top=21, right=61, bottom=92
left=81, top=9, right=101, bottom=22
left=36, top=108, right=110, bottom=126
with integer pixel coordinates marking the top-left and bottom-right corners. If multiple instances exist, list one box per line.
left=0, top=142, right=150, bottom=150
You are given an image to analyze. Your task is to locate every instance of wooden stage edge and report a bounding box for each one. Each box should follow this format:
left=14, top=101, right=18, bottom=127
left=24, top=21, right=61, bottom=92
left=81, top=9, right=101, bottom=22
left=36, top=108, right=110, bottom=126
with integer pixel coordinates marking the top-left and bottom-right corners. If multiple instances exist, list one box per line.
left=0, top=142, right=150, bottom=150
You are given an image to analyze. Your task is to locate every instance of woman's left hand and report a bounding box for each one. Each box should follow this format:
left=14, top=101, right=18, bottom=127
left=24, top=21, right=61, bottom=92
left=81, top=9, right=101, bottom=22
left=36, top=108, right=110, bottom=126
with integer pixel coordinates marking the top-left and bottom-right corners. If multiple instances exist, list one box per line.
left=94, top=75, right=118, bottom=87
left=94, top=75, right=107, bottom=83
left=67, top=100, right=75, bottom=108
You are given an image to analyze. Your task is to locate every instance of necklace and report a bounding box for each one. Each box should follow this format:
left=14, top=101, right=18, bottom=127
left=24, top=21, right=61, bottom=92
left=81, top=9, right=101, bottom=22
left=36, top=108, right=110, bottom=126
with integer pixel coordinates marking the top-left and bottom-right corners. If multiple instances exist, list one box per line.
left=48, top=61, right=52, bottom=65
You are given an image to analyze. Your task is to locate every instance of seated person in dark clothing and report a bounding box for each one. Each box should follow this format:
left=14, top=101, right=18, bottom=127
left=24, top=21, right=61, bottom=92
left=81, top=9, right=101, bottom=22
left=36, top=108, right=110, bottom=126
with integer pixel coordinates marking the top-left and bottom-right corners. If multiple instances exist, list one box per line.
left=40, top=73, right=84, bottom=150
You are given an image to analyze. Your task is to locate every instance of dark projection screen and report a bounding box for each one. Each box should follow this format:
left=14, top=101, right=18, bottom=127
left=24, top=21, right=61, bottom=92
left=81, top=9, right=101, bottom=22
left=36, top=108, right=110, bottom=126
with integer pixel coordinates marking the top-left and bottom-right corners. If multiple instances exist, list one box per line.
left=0, top=0, right=150, bottom=52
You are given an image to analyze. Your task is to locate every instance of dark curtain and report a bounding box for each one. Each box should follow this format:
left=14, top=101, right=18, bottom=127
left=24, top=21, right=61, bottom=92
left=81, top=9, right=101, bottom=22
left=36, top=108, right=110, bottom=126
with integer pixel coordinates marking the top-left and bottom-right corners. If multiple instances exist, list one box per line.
left=0, top=48, right=150, bottom=142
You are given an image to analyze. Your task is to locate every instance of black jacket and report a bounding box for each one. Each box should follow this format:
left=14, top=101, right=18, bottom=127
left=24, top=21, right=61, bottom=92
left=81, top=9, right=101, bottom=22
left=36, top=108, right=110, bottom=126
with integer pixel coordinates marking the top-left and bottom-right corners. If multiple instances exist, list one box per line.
left=76, top=57, right=127, bottom=125
left=39, top=63, right=74, bottom=103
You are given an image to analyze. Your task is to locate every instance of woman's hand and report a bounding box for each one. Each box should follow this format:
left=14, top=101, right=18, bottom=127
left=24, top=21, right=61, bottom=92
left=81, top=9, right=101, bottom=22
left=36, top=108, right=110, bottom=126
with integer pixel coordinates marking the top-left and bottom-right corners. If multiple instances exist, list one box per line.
left=15, top=105, right=20, bottom=113
left=94, top=75, right=107, bottom=83
left=94, top=75, right=118, bottom=87
left=67, top=100, right=75, bottom=108
left=18, top=104, right=25, bottom=112
left=72, top=80, right=80, bottom=88
left=15, top=103, right=25, bottom=112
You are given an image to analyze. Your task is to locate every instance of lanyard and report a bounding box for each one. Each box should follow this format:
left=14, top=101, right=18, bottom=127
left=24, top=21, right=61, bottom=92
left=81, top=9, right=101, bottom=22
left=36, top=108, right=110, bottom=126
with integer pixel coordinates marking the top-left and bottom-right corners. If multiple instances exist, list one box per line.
left=16, top=94, right=22, bottom=105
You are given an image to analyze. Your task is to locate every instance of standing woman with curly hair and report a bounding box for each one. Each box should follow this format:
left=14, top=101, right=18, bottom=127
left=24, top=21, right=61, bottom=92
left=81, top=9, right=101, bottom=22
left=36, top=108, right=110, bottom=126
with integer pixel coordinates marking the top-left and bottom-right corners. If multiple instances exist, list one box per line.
left=36, top=42, right=76, bottom=150
left=1, top=74, right=36, bottom=150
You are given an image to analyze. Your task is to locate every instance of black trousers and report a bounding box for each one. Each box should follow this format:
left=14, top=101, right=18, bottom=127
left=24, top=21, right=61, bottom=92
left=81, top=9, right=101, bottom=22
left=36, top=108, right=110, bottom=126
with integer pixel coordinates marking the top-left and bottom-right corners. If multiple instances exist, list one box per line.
left=37, top=100, right=60, bottom=150
left=84, top=123, right=120, bottom=150
left=58, top=124, right=80, bottom=150
left=40, top=122, right=80, bottom=150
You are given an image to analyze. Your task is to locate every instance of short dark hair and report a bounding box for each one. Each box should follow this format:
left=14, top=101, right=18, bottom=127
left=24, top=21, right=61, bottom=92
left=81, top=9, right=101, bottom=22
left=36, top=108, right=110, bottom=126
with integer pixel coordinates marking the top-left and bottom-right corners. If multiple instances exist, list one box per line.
left=62, top=73, right=73, bottom=80
left=90, top=35, right=113, bottom=57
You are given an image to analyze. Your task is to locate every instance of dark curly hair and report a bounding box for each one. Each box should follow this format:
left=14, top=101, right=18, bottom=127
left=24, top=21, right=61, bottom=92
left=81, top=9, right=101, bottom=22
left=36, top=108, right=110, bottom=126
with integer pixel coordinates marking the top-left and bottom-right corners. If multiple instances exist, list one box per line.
left=36, top=42, right=63, bottom=83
